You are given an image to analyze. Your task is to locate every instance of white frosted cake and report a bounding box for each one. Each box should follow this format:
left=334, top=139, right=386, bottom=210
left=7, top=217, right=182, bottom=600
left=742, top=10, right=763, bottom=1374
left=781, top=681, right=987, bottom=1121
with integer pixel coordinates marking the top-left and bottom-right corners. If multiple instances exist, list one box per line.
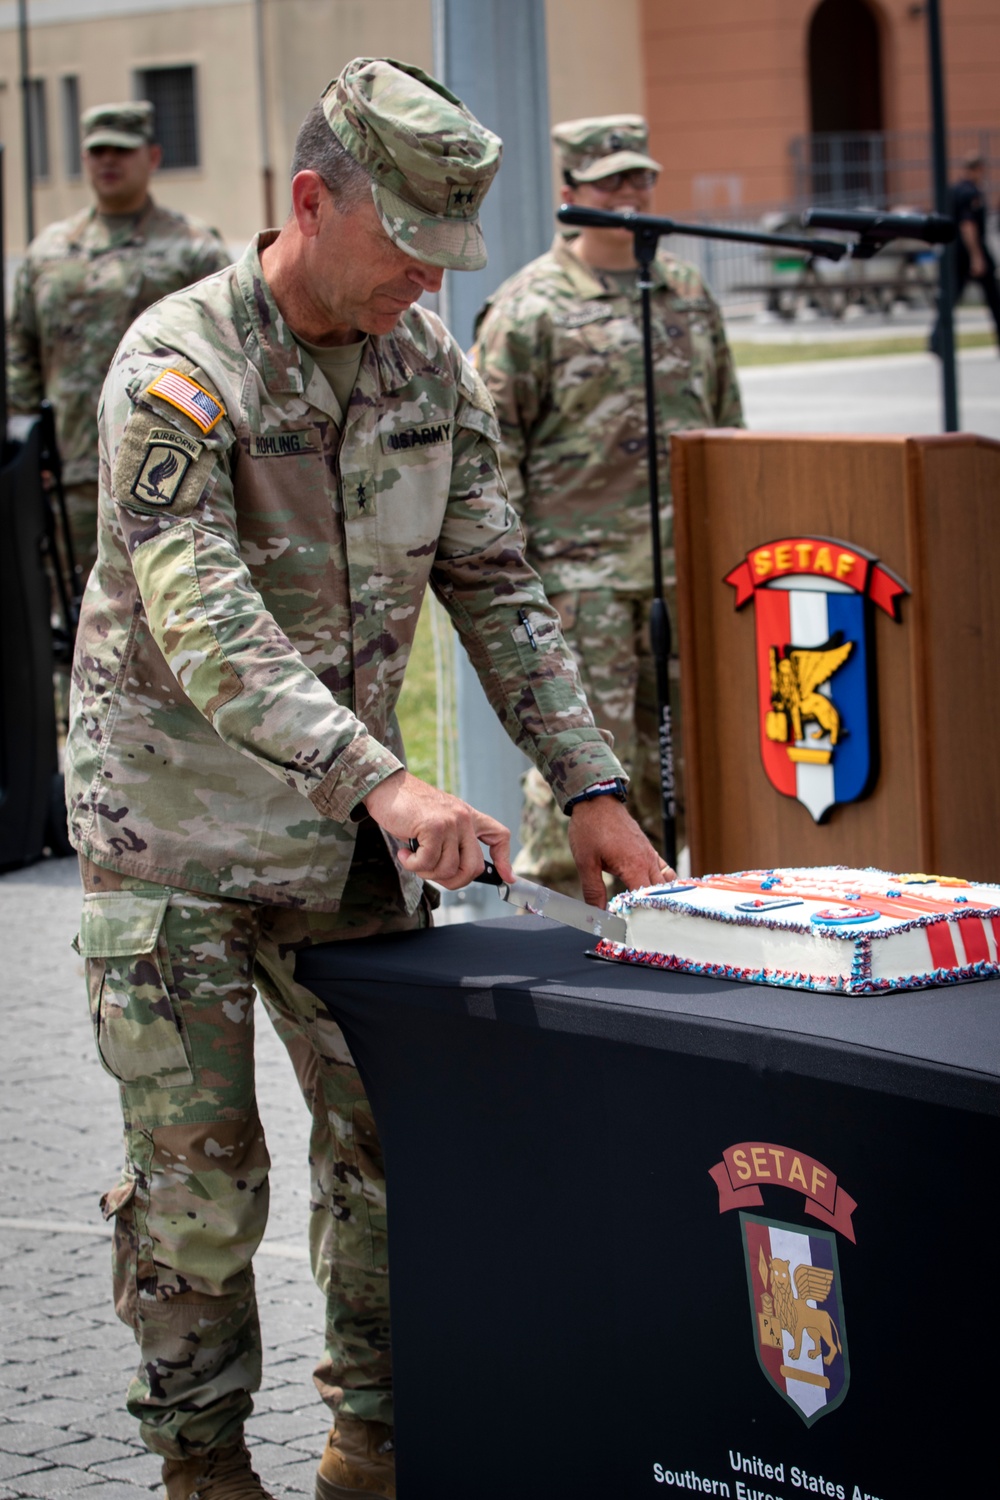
left=597, top=867, right=1000, bottom=994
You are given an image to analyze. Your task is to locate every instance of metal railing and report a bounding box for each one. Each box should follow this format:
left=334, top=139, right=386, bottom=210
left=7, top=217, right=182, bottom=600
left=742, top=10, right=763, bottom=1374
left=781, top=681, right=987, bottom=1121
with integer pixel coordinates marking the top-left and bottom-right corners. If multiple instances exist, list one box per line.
left=664, top=211, right=941, bottom=317
left=789, top=127, right=999, bottom=210
left=662, top=128, right=1000, bottom=316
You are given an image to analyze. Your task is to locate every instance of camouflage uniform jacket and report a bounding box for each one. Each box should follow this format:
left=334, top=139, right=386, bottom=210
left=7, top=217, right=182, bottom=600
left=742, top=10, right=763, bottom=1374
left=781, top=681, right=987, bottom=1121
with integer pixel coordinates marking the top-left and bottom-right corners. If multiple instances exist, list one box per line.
left=65, top=233, right=623, bottom=911
left=474, top=235, right=744, bottom=595
left=7, top=198, right=230, bottom=484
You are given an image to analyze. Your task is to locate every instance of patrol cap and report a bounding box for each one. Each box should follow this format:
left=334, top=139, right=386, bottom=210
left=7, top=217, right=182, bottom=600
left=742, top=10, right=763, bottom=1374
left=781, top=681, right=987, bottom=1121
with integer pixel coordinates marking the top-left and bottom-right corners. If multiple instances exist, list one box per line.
left=554, top=114, right=661, bottom=184
left=322, top=57, right=502, bottom=272
left=81, top=101, right=155, bottom=151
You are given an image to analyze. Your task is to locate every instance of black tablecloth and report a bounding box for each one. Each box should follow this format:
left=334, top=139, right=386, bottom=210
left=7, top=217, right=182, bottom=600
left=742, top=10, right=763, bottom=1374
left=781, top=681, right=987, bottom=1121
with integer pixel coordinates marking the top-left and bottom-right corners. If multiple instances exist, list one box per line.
left=297, top=916, right=1000, bottom=1500
left=297, top=914, right=1000, bottom=1112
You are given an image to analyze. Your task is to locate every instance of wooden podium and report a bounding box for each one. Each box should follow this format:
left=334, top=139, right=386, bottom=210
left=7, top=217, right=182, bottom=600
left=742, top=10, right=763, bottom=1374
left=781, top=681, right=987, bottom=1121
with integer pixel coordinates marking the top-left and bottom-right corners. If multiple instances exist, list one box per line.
left=672, top=431, right=1000, bottom=881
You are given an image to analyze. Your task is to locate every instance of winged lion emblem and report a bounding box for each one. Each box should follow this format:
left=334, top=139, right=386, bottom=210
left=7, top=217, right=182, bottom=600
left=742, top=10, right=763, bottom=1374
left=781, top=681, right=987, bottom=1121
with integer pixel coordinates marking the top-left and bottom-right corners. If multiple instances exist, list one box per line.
left=765, top=632, right=853, bottom=747
left=760, top=1251, right=843, bottom=1369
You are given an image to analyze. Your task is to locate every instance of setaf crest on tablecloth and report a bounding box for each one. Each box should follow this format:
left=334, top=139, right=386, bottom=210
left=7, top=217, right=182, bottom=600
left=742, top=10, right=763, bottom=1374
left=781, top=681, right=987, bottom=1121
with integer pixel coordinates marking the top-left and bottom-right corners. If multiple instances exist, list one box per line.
left=709, top=1140, right=856, bottom=1424
left=740, top=1213, right=850, bottom=1426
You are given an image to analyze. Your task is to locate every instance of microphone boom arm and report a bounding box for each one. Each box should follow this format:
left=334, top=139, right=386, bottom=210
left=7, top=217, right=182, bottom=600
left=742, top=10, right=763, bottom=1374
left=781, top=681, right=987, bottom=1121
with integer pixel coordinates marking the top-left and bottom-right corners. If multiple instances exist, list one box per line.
left=556, top=204, right=851, bottom=261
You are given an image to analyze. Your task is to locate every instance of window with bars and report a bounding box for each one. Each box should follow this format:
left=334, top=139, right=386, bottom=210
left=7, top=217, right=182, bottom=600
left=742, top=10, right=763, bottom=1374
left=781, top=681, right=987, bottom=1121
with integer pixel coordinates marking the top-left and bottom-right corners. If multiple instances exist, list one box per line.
left=61, top=75, right=81, bottom=178
left=27, top=77, right=49, bottom=182
left=136, top=65, right=199, bottom=169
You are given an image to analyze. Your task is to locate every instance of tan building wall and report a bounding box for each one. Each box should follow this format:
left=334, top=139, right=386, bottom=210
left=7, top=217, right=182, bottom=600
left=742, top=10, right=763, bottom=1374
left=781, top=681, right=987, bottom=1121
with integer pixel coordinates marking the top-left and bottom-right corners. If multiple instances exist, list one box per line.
left=261, top=0, right=434, bottom=231
left=5, top=0, right=992, bottom=255
left=0, top=0, right=644, bottom=256
left=545, top=0, right=643, bottom=133
left=640, top=0, right=1000, bottom=215
left=0, top=0, right=435, bottom=253
left=1, top=0, right=259, bottom=251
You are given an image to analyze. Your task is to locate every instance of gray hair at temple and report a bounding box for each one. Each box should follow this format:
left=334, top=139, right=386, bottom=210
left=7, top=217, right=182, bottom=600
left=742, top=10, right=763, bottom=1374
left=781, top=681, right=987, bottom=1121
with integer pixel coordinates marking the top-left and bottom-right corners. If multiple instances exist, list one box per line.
left=290, top=101, right=372, bottom=210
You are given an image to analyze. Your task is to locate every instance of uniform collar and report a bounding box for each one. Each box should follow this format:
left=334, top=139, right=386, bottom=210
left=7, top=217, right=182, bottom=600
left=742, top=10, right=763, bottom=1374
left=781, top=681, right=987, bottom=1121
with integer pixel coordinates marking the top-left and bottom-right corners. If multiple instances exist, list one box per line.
left=71, top=197, right=157, bottom=251
left=237, top=231, right=428, bottom=404
left=551, top=231, right=671, bottom=295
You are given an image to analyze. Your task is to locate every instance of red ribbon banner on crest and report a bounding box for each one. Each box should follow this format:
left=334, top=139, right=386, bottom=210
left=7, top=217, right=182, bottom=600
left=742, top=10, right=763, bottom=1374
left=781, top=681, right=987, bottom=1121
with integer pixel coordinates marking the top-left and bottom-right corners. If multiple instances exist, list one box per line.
left=709, top=1141, right=857, bottom=1243
left=725, top=537, right=908, bottom=622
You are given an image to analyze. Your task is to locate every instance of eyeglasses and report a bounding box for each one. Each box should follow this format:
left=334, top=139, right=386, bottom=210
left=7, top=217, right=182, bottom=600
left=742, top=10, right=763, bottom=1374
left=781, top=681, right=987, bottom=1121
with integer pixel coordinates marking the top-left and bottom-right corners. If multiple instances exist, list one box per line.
left=586, top=170, right=658, bottom=193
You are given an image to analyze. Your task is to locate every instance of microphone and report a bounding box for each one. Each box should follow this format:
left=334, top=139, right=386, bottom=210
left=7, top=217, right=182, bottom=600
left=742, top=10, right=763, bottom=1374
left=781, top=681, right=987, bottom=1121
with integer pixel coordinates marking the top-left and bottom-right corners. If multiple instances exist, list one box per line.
left=802, top=208, right=956, bottom=246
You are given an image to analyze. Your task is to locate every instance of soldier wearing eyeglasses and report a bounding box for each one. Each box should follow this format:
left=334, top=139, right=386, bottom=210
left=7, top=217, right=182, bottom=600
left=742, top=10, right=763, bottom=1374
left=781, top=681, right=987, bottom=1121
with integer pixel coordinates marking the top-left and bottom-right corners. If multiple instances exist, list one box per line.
left=475, top=115, right=744, bottom=895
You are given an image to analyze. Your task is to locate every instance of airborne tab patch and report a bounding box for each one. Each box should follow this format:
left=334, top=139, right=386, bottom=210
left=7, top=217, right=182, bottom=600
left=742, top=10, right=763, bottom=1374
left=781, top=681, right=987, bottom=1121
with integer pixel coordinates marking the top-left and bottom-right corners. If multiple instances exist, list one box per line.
left=130, top=429, right=203, bottom=507
left=147, top=369, right=224, bottom=434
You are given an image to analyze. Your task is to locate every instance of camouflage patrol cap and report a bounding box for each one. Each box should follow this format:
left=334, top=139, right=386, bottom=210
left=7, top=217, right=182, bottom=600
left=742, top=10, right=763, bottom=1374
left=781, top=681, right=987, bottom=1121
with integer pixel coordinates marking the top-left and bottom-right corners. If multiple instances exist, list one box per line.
left=81, top=101, right=155, bottom=151
left=322, top=57, right=502, bottom=272
left=553, top=114, right=661, bottom=184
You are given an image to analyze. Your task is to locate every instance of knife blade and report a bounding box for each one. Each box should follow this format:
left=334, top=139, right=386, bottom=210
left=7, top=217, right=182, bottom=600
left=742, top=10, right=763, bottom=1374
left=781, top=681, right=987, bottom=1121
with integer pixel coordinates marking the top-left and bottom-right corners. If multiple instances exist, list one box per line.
left=474, top=861, right=627, bottom=944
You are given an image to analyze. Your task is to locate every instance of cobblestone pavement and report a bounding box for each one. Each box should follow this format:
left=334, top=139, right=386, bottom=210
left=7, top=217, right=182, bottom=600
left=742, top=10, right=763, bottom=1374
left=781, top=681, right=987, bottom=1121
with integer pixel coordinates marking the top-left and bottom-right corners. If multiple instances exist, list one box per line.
left=0, top=856, right=328, bottom=1499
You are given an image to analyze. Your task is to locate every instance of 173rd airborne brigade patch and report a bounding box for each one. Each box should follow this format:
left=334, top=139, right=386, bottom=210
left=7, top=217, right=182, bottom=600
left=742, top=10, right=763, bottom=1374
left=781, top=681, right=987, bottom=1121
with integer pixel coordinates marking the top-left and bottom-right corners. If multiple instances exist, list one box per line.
left=724, top=538, right=908, bottom=822
left=709, top=1142, right=855, bottom=1425
left=131, top=428, right=203, bottom=508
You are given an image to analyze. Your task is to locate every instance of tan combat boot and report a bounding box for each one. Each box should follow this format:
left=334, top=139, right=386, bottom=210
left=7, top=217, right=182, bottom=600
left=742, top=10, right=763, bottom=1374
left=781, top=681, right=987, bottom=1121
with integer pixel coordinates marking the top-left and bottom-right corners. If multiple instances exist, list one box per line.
left=162, top=1440, right=276, bottom=1499
left=315, top=1417, right=396, bottom=1499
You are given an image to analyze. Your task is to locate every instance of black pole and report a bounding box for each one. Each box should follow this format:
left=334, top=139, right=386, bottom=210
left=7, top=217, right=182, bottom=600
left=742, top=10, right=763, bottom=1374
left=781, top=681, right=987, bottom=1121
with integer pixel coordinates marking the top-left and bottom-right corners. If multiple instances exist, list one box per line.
left=557, top=203, right=850, bottom=874
left=18, top=0, right=34, bottom=246
left=0, top=145, right=7, bottom=453
left=632, top=225, right=677, bottom=868
left=926, top=0, right=959, bottom=431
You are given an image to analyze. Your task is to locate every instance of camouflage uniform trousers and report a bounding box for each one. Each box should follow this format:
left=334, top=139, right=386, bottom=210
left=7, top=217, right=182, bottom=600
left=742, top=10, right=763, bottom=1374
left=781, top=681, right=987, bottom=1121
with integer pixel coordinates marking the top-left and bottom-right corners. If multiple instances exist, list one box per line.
left=513, top=590, right=683, bottom=894
left=79, top=822, right=424, bottom=1459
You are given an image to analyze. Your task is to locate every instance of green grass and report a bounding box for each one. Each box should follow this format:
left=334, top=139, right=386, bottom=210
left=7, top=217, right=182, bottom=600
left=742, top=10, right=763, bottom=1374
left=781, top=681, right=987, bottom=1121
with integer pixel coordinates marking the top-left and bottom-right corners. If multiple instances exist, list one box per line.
left=396, top=596, right=458, bottom=792
left=731, top=330, right=993, bottom=366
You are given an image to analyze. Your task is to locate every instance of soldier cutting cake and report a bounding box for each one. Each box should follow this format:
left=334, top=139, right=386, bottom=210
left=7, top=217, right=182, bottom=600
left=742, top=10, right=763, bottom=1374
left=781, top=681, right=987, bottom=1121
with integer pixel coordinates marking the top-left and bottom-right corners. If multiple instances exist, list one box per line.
left=65, top=55, right=666, bottom=1500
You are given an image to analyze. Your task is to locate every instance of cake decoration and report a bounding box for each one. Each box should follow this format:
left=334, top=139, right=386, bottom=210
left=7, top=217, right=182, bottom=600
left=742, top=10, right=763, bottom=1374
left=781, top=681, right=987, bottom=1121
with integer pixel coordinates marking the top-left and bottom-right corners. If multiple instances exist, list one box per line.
left=736, top=897, right=803, bottom=912
left=597, top=867, right=1000, bottom=994
left=810, top=906, right=878, bottom=926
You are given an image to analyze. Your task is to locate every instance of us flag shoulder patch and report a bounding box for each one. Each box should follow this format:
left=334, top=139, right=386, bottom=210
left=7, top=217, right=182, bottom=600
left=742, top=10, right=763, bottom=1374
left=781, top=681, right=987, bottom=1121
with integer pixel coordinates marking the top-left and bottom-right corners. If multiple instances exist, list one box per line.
left=147, top=369, right=225, bottom=434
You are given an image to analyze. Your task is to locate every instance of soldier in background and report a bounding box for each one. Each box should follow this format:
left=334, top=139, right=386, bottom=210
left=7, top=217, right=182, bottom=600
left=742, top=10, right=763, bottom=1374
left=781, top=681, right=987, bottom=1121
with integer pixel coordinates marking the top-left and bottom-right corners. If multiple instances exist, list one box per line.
left=475, top=115, right=743, bottom=895
left=66, top=62, right=665, bottom=1500
left=7, top=101, right=230, bottom=586
left=930, top=152, right=1000, bottom=355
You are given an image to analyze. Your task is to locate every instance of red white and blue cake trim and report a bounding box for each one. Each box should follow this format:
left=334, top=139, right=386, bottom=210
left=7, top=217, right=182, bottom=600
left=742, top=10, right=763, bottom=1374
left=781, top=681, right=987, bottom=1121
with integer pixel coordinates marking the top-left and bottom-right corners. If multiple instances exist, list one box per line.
left=596, top=867, right=1000, bottom=995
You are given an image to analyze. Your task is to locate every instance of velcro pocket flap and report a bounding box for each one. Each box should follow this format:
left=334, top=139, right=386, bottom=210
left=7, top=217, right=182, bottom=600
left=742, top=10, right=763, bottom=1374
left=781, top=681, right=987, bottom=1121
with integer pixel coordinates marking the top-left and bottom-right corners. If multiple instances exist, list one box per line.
left=100, top=1174, right=137, bottom=1221
left=455, top=400, right=501, bottom=446
left=79, top=890, right=171, bottom=958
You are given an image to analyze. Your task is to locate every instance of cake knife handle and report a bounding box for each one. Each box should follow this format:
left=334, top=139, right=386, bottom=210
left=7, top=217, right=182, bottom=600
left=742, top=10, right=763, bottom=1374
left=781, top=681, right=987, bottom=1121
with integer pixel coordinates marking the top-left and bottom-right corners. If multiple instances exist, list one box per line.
left=405, top=838, right=508, bottom=892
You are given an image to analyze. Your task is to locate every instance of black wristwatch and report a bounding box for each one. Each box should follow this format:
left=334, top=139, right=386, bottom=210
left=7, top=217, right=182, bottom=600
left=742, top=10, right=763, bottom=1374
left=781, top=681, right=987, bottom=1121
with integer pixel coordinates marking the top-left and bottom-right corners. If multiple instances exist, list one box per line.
left=563, top=777, right=628, bottom=815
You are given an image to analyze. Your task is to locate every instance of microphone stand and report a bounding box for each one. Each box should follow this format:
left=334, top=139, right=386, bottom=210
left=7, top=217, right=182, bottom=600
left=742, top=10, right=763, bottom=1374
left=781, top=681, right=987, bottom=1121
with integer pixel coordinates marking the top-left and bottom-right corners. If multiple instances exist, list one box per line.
left=555, top=205, right=853, bottom=867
